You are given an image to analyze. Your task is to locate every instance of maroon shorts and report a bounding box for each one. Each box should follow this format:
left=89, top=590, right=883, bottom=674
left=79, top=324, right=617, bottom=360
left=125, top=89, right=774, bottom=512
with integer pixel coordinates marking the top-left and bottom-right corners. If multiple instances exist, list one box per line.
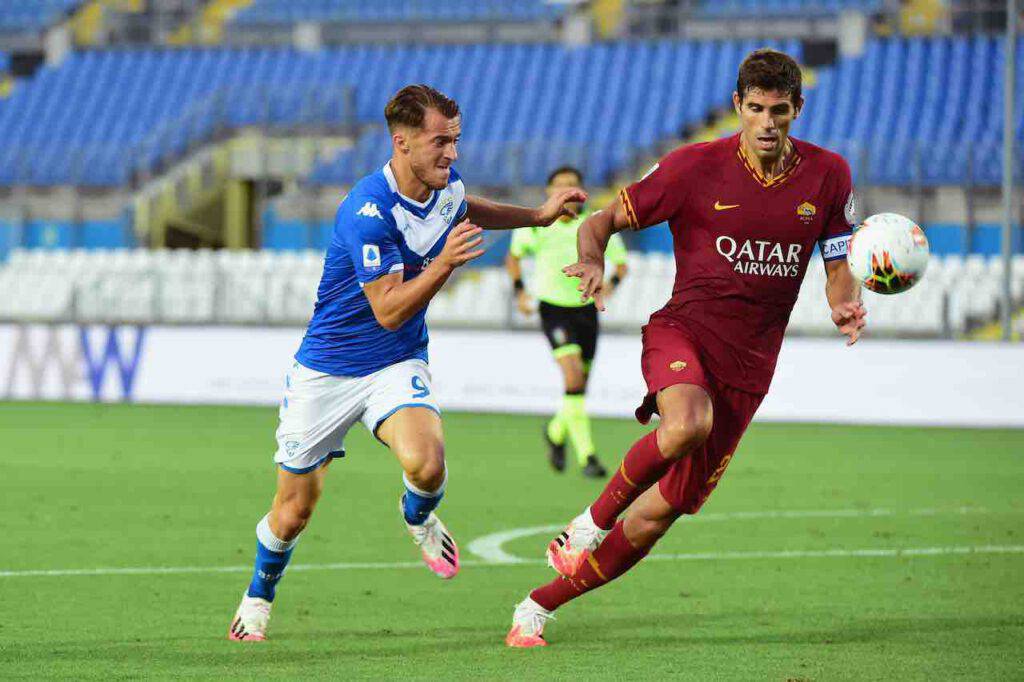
left=636, top=317, right=764, bottom=515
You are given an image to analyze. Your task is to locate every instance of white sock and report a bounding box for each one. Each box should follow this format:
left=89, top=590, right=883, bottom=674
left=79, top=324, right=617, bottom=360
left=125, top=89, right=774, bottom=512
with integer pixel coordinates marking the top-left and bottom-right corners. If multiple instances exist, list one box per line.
left=256, top=514, right=300, bottom=553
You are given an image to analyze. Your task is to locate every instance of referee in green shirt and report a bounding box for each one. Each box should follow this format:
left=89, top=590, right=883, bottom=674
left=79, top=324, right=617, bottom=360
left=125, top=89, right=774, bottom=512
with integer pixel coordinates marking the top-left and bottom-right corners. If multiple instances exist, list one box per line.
left=505, top=166, right=629, bottom=478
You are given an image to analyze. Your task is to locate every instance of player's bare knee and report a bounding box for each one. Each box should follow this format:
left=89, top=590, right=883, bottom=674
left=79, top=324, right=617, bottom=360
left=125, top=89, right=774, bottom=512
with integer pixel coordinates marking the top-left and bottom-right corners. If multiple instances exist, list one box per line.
left=273, top=498, right=315, bottom=539
left=404, top=444, right=446, bottom=493
left=657, top=409, right=712, bottom=458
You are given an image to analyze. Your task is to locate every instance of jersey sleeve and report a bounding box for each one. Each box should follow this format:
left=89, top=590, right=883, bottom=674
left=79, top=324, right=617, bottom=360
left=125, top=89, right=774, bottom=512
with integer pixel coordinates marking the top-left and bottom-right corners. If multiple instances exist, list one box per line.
left=818, top=156, right=856, bottom=263
left=336, top=196, right=403, bottom=284
left=619, top=147, right=692, bottom=231
left=605, top=231, right=628, bottom=266
left=508, top=227, right=537, bottom=258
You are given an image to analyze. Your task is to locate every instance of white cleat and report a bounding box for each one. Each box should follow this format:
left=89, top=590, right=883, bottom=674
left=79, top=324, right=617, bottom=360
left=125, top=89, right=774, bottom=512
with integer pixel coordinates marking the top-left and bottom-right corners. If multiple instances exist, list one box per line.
left=505, top=597, right=555, bottom=648
left=402, top=500, right=459, bottom=579
left=546, top=506, right=609, bottom=577
left=228, top=593, right=272, bottom=641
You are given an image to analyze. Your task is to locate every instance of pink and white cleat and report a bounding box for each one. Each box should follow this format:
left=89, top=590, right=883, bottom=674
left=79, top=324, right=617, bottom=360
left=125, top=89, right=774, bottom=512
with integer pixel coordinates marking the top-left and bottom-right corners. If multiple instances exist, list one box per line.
left=228, top=593, right=271, bottom=641
left=505, top=597, right=554, bottom=648
left=403, top=504, right=459, bottom=579
left=546, top=506, right=609, bottom=577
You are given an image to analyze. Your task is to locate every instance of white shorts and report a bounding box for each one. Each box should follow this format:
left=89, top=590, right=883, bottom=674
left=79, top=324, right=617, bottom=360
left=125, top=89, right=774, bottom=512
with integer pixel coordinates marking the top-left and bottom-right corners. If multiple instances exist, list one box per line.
left=273, top=358, right=440, bottom=474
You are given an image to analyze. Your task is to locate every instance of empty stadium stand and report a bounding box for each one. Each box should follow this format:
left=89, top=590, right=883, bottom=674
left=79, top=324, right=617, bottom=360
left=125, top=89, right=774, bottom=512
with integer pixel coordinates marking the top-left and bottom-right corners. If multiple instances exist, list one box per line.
left=697, top=0, right=883, bottom=17
left=0, top=36, right=1018, bottom=188
left=796, top=36, right=1024, bottom=186
left=1, top=248, right=1020, bottom=337
left=0, top=39, right=797, bottom=187
left=233, top=0, right=568, bottom=25
left=0, top=0, right=80, bottom=33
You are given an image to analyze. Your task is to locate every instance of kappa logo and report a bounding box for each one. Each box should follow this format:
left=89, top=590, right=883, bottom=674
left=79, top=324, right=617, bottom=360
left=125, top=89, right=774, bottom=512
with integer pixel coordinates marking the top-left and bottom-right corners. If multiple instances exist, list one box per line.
left=356, top=201, right=383, bottom=220
left=670, top=360, right=688, bottom=372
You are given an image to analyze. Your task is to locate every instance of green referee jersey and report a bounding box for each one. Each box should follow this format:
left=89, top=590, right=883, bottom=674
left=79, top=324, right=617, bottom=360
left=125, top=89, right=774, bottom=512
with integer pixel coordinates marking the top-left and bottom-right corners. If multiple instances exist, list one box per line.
left=509, top=211, right=629, bottom=308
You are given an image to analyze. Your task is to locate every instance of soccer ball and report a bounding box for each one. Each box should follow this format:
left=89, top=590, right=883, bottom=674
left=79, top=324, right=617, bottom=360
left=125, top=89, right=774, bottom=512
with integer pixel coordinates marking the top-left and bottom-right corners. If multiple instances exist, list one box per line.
left=847, top=213, right=929, bottom=295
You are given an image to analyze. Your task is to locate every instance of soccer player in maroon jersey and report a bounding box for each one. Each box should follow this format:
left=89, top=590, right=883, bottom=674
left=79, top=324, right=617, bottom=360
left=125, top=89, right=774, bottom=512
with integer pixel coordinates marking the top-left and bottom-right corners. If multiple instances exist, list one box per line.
left=505, top=48, right=867, bottom=647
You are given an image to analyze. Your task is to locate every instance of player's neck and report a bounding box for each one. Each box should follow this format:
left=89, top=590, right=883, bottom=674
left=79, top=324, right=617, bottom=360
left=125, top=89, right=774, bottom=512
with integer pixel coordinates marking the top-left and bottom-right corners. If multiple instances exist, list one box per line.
left=388, top=159, right=433, bottom=203
left=740, top=134, right=794, bottom=181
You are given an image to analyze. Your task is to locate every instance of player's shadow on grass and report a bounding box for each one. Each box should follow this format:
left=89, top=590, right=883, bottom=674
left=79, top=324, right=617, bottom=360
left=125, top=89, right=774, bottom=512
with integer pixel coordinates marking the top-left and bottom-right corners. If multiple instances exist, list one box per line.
left=563, top=613, right=1024, bottom=647
left=19, top=614, right=1021, bottom=668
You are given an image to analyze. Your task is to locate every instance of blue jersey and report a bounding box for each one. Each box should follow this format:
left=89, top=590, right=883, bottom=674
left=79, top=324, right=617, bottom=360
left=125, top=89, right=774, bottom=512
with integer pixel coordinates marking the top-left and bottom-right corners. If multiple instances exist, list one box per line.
left=296, top=162, right=469, bottom=376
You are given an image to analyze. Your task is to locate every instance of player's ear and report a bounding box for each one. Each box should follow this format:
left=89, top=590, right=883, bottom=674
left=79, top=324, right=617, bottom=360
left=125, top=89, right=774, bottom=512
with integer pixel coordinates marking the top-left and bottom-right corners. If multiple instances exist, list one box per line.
left=793, top=95, right=804, bottom=119
left=392, top=131, right=411, bottom=155
left=732, top=91, right=742, bottom=115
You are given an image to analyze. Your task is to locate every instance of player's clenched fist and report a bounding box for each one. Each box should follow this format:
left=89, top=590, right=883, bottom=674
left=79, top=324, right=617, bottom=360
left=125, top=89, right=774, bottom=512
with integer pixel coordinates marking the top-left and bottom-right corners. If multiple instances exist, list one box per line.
left=439, top=222, right=485, bottom=269
left=831, top=300, right=867, bottom=345
left=562, top=260, right=606, bottom=310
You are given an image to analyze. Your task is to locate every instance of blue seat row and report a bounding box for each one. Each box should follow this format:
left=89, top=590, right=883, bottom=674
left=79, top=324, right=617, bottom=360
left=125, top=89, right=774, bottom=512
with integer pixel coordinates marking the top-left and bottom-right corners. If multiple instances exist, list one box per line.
left=233, top=0, right=564, bottom=25
left=0, top=0, right=80, bottom=32
left=0, top=37, right=1016, bottom=188
left=306, top=38, right=799, bottom=186
left=794, top=36, right=1024, bottom=186
left=698, top=0, right=882, bottom=18
left=0, top=39, right=796, bottom=187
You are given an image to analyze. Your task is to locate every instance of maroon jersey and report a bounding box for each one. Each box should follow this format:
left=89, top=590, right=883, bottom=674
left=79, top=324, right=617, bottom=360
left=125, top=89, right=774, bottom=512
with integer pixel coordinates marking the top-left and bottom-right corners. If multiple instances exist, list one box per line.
left=621, top=133, right=854, bottom=394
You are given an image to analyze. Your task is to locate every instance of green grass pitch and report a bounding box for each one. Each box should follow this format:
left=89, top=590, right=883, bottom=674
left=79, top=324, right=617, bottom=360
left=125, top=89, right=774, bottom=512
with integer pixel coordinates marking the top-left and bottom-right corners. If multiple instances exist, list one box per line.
left=1, top=402, right=1022, bottom=680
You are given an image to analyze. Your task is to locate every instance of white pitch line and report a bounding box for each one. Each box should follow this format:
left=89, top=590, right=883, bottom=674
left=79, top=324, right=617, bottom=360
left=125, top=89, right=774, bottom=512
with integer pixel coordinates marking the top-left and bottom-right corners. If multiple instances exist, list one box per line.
left=465, top=506, right=994, bottom=563
left=1, top=545, right=1022, bottom=579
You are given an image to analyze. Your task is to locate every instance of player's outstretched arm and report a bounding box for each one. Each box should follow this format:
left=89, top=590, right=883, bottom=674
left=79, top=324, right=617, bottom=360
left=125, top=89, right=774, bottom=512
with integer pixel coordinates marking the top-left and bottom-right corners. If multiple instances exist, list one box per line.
left=465, top=188, right=587, bottom=230
left=562, top=197, right=630, bottom=311
left=825, top=258, right=867, bottom=346
left=362, top=222, right=485, bottom=331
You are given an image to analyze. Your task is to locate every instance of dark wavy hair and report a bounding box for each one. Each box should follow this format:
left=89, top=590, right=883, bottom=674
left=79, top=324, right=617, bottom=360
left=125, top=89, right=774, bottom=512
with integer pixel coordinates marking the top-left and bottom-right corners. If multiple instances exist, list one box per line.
left=736, top=49, right=802, bottom=105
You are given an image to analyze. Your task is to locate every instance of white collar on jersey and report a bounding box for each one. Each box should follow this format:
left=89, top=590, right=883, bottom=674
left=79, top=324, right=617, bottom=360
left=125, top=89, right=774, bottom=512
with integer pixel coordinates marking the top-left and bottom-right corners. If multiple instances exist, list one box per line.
left=382, top=162, right=436, bottom=209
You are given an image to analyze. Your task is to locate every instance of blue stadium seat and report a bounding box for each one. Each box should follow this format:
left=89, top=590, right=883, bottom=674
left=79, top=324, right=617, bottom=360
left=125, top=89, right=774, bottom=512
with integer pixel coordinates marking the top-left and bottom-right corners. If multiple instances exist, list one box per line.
left=0, top=0, right=81, bottom=32
left=232, top=0, right=565, bottom=25
left=0, top=37, right=1017, bottom=188
left=794, top=36, right=1023, bottom=186
left=0, top=39, right=802, bottom=187
left=698, top=0, right=882, bottom=18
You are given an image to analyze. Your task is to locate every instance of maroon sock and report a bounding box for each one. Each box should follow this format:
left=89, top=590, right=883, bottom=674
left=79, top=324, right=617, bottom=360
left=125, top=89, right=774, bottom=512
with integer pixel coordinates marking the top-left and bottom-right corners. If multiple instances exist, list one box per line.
left=530, top=521, right=649, bottom=611
left=589, top=430, right=669, bottom=530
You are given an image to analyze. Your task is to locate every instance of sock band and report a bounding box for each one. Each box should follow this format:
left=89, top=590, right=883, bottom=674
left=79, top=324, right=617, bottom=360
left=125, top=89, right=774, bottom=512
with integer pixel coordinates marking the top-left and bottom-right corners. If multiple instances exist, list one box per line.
left=248, top=514, right=298, bottom=602
left=402, top=466, right=447, bottom=498
left=256, top=514, right=299, bottom=553
left=402, top=465, right=448, bottom=525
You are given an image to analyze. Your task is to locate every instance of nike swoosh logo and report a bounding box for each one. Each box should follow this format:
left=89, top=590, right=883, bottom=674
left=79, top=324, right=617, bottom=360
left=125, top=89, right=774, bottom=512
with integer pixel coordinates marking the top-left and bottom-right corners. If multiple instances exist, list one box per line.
left=714, top=201, right=740, bottom=211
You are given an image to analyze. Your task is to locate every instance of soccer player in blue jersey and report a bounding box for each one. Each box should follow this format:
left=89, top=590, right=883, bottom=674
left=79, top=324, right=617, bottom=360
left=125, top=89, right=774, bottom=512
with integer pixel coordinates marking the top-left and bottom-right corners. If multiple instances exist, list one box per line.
left=229, top=84, right=586, bottom=641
